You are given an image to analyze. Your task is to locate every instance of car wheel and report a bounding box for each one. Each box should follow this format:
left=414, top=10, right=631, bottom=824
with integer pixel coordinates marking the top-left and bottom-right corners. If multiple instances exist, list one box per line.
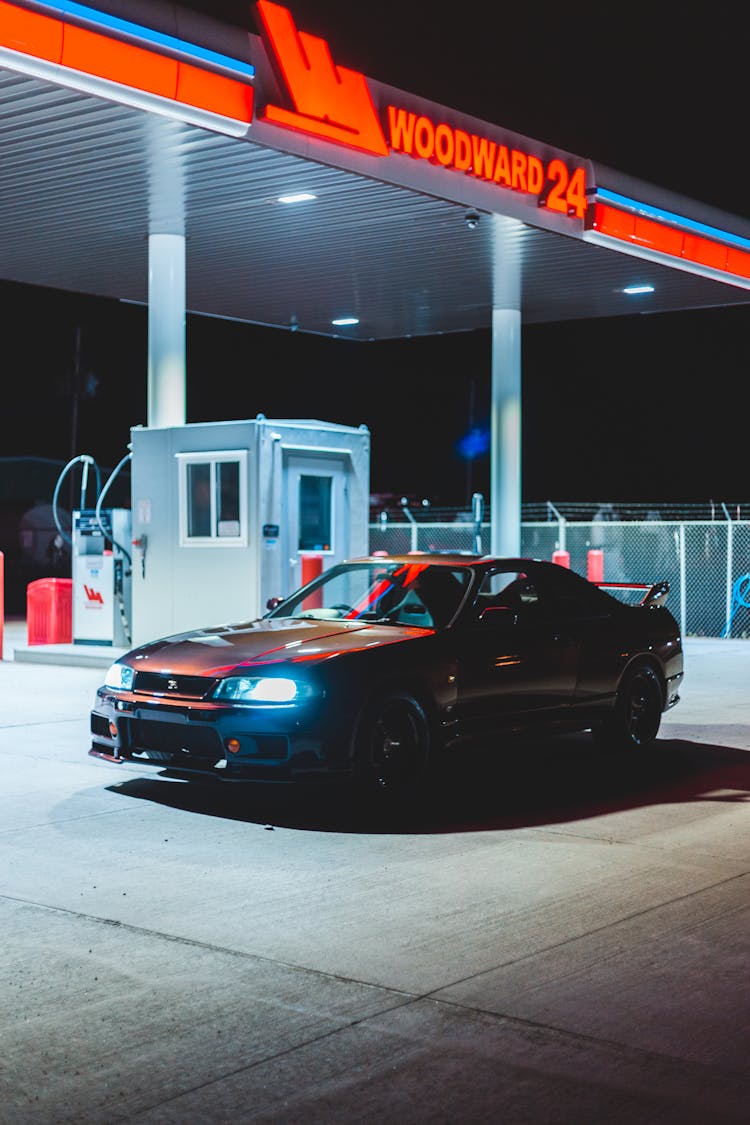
left=595, top=663, right=664, bottom=752
left=354, top=689, right=431, bottom=798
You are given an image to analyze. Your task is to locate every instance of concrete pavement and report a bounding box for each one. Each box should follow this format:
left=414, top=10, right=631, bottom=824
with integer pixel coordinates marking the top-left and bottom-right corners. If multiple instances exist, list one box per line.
left=3, top=616, right=125, bottom=668
left=1, top=629, right=749, bottom=1122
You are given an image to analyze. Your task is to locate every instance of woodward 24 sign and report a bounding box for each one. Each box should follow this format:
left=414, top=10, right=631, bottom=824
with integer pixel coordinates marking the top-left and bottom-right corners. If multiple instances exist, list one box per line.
left=256, top=1, right=587, bottom=221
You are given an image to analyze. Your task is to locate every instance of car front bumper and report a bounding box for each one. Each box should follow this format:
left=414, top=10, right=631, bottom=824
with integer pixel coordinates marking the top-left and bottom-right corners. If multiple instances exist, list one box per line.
left=89, top=688, right=352, bottom=783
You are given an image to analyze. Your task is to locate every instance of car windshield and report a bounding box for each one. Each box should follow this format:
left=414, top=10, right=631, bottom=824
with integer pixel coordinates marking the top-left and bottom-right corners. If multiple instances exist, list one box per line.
left=268, top=561, right=472, bottom=629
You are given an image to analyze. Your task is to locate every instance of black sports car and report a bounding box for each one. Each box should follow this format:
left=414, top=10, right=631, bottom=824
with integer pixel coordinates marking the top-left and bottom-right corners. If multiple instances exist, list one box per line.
left=89, top=555, right=684, bottom=796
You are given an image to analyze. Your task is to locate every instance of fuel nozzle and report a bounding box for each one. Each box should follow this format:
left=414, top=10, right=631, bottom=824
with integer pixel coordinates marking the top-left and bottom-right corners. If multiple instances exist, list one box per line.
left=132, top=533, right=148, bottom=579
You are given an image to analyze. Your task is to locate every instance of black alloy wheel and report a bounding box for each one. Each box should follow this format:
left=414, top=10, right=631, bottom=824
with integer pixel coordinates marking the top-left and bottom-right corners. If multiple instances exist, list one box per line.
left=354, top=689, right=431, bottom=798
left=595, top=663, right=664, bottom=752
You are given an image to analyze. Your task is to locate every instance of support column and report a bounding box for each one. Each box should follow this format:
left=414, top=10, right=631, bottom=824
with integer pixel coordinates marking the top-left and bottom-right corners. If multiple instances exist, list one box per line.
left=147, top=232, right=186, bottom=428
left=490, top=215, right=523, bottom=556
left=490, top=307, right=522, bottom=556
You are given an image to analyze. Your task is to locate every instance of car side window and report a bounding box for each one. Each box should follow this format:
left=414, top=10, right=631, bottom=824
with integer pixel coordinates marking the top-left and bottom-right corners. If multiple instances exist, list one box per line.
left=475, top=570, right=539, bottom=620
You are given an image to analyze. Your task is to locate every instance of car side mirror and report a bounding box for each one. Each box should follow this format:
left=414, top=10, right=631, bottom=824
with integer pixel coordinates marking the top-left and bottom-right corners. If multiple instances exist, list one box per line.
left=478, top=606, right=517, bottom=627
left=266, top=596, right=284, bottom=611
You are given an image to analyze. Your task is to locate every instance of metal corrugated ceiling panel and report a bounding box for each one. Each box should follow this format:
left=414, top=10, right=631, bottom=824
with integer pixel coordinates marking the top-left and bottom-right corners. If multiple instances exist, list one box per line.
left=1, top=67, right=748, bottom=339
left=518, top=230, right=750, bottom=325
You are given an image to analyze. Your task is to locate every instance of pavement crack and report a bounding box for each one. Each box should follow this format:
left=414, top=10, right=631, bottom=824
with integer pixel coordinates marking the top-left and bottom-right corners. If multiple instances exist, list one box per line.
left=0, top=804, right=147, bottom=837
left=127, top=998, right=417, bottom=1121
left=0, top=718, right=87, bottom=730
left=419, top=867, right=750, bottom=1000
left=0, top=891, right=415, bottom=998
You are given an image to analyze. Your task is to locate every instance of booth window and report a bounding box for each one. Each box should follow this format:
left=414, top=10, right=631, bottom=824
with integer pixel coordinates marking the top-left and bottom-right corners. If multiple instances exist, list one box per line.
left=299, top=474, right=332, bottom=551
left=177, top=451, right=247, bottom=546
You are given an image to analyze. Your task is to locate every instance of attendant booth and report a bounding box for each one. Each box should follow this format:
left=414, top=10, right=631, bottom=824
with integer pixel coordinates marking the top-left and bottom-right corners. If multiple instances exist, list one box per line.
left=129, top=416, right=370, bottom=647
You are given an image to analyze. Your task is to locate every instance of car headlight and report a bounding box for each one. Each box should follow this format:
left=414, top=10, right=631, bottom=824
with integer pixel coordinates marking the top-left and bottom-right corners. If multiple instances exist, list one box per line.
left=212, top=676, right=314, bottom=704
left=104, top=662, right=134, bottom=691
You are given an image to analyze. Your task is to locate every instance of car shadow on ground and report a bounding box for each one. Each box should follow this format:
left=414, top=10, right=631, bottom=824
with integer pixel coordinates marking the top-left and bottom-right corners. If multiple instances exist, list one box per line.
left=105, top=734, right=750, bottom=835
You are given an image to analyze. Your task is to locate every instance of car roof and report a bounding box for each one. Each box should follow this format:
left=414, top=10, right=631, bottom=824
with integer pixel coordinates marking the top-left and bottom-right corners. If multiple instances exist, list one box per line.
left=350, top=554, right=552, bottom=570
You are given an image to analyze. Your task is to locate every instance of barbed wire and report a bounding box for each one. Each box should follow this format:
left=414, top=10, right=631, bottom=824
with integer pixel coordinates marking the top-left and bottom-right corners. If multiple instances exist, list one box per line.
left=370, top=500, right=750, bottom=523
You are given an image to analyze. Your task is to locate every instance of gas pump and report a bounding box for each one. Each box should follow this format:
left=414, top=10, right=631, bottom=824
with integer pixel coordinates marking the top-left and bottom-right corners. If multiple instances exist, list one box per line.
left=52, top=452, right=133, bottom=648
left=72, top=508, right=132, bottom=646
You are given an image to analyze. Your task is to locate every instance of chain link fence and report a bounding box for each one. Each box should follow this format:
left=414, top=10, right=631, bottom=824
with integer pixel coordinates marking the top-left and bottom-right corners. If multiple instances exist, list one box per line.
left=369, top=503, right=750, bottom=639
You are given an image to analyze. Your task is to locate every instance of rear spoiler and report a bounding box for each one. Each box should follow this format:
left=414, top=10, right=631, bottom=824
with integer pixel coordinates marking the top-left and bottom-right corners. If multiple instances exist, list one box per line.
left=593, top=580, right=670, bottom=607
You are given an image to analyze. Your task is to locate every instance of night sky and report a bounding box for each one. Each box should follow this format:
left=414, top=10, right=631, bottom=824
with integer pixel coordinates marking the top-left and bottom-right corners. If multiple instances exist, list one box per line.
left=2, top=1, right=749, bottom=507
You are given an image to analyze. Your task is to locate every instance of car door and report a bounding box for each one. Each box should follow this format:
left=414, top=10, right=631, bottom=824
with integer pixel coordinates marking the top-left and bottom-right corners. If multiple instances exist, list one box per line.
left=454, top=567, right=581, bottom=733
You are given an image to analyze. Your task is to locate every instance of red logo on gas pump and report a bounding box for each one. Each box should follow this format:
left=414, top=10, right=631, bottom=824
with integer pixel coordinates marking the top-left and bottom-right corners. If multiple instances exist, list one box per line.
left=84, top=585, right=104, bottom=605
left=255, top=1, right=388, bottom=156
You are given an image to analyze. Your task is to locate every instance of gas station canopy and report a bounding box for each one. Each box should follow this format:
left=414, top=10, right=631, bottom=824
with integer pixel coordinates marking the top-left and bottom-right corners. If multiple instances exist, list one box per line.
left=2, top=0, right=750, bottom=559
left=1, top=0, right=749, bottom=340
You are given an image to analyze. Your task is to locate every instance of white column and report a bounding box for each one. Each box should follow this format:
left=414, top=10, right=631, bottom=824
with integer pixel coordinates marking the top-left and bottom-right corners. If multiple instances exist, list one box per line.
left=147, top=232, right=186, bottom=428
left=147, top=118, right=186, bottom=429
left=490, top=307, right=522, bottom=556
left=490, top=215, right=523, bottom=556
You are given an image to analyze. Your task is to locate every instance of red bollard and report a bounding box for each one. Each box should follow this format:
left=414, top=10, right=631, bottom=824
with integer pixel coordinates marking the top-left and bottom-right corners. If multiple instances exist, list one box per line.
left=300, top=553, right=323, bottom=587
left=587, top=548, right=604, bottom=583
left=300, top=553, right=323, bottom=610
left=552, top=550, right=570, bottom=569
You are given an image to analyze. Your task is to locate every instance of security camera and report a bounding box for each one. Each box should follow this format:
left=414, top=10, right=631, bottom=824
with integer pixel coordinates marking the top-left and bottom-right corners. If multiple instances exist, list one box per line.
left=465, top=211, right=480, bottom=230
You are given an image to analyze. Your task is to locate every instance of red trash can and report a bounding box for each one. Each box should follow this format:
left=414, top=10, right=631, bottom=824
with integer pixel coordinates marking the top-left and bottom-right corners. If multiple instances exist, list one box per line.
left=587, top=549, right=604, bottom=583
left=27, top=577, right=73, bottom=645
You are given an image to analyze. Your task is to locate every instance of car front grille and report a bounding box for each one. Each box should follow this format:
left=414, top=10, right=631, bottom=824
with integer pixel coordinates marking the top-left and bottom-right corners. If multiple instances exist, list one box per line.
left=132, top=672, right=217, bottom=699
left=124, top=717, right=223, bottom=761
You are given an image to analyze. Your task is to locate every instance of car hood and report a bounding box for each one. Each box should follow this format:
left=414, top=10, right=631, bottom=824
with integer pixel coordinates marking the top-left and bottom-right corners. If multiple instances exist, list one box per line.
left=121, top=617, right=432, bottom=677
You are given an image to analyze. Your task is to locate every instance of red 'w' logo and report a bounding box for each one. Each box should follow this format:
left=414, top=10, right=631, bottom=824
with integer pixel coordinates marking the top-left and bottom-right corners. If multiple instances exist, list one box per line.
left=84, top=585, right=104, bottom=605
left=256, top=1, right=388, bottom=156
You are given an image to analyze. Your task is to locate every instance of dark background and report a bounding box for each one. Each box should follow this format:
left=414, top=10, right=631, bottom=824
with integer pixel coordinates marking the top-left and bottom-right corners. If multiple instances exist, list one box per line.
left=2, top=0, right=749, bottom=507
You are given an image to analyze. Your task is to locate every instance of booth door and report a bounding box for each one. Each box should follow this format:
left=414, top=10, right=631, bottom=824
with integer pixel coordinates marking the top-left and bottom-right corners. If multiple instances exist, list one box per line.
left=283, top=454, right=349, bottom=596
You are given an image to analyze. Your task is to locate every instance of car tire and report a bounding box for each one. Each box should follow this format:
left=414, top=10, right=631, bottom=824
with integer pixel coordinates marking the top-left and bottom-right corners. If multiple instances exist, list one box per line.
left=594, top=662, right=664, bottom=752
left=353, top=689, right=431, bottom=799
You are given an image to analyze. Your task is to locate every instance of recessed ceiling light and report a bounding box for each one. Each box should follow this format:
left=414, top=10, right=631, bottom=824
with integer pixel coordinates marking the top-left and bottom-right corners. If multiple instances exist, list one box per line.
left=623, top=284, right=655, bottom=295
left=277, top=192, right=317, bottom=203
left=331, top=317, right=359, bottom=327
